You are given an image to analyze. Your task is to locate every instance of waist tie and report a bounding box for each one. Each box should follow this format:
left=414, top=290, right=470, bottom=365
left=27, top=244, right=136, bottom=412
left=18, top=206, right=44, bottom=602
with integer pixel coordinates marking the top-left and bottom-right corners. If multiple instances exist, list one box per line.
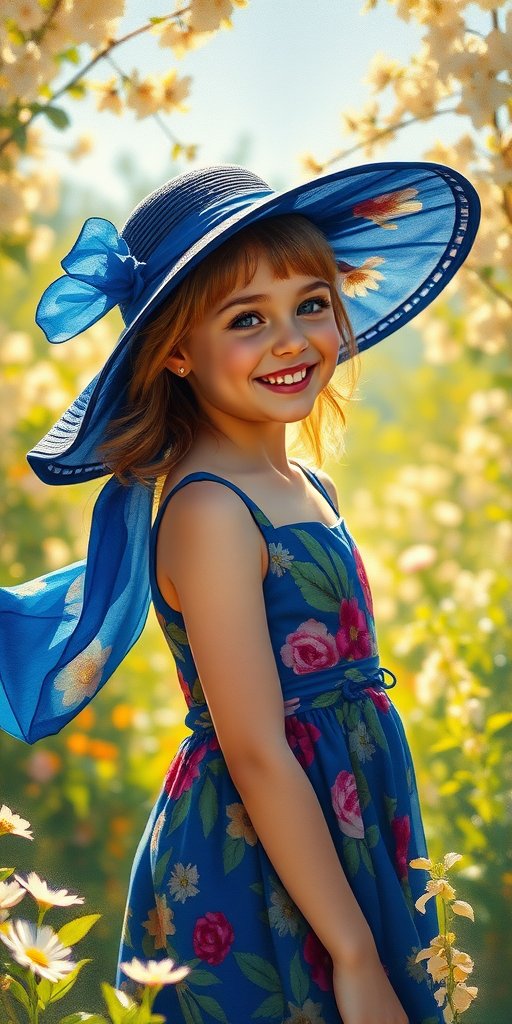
left=183, top=656, right=397, bottom=735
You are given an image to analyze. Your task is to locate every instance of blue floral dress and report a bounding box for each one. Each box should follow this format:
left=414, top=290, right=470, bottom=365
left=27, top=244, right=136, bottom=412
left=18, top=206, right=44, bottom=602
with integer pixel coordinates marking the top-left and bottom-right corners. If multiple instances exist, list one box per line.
left=115, top=466, right=442, bottom=1024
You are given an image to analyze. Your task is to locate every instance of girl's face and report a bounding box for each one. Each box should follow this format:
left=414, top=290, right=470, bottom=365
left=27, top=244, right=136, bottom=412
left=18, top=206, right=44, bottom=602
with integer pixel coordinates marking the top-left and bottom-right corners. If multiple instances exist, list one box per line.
left=165, top=257, right=342, bottom=427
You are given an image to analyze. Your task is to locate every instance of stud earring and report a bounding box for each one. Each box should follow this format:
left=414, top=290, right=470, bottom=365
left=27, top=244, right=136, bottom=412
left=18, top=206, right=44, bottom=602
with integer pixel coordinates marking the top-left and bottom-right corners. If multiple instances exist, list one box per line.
left=179, top=367, right=185, bottom=375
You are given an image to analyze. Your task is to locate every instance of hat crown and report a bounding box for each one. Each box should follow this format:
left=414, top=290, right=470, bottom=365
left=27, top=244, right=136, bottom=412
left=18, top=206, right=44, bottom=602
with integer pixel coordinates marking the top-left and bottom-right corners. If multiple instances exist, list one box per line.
left=120, top=164, right=272, bottom=263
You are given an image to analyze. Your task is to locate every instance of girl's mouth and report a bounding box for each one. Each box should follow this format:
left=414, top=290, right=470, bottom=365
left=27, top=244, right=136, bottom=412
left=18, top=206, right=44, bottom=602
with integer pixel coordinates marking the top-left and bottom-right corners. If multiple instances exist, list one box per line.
left=255, top=362, right=317, bottom=394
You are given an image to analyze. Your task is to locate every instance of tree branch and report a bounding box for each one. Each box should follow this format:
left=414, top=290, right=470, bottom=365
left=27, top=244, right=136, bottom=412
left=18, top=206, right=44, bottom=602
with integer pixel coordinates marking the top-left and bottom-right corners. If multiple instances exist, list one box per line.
left=315, top=105, right=460, bottom=173
left=469, top=267, right=512, bottom=310
left=0, top=6, right=191, bottom=155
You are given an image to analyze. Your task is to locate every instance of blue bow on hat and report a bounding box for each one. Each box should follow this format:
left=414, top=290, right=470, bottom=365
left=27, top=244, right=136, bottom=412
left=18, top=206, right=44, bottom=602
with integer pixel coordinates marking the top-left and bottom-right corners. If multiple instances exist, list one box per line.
left=36, top=218, right=148, bottom=344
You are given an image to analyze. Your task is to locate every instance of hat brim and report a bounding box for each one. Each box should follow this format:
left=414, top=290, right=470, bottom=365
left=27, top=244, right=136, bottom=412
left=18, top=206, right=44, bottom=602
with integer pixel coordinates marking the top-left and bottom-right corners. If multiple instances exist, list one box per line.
left=28, top=160, right=480, bottom=485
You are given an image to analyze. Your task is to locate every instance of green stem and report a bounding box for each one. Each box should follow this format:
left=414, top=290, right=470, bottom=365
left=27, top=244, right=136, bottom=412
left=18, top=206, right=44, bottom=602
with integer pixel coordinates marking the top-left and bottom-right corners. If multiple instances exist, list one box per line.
left=0, top=5, right=191, bottom=156
left=27, top=970, right=38, bottom=1024
left=0, top=985, right=22, bottom=1024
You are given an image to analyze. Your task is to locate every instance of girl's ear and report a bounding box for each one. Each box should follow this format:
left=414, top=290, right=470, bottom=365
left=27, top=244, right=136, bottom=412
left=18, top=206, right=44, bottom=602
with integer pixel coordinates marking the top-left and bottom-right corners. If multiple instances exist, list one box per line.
left=164, top=348, right=190, bottom=376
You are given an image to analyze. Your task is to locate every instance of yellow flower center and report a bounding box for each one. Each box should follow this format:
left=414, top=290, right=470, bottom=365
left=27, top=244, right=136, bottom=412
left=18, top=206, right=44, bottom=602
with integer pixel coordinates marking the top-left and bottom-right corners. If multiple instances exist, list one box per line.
left=180, top=877, right=189, bottom=887
left=349, top=625, right=359, bottom=641
left=0, top=820, right=13, bottom=834
left=26, top=948, right=49, bottom=968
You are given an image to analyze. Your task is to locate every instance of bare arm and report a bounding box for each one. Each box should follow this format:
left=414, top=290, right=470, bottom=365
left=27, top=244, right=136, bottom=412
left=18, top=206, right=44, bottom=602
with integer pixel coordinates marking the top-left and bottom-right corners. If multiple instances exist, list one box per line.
left=159, top=481, right=376, bottom=967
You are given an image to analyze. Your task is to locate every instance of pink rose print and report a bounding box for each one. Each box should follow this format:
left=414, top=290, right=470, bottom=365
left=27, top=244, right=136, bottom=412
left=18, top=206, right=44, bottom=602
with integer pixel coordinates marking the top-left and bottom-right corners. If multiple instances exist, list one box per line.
left=352, top=543, right=374, bottom=617
left=285, top=717, right=322, bottom=769
left=281, top=619, right=339, bottom=675
left=331, top=770, right=365, bottom=839
left=209, top=734, right=220, bottom=751
left=193, top=910, right=234, bottom=965
left=164, top=743, right=208, bottom=800
left=177, top=668, right=194, bottom=709
left=335, top=598, right=371, bottom=662
left=366, top=687, right=391, bottom=714
left=303, top=929, right=334, bottom=992
left=391, top=814, right=411, bottom=880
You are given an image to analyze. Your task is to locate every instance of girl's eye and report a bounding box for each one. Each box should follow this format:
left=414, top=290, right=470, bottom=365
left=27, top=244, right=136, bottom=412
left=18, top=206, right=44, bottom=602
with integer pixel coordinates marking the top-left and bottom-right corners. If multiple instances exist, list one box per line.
left=229, top=312, right=262, bottom=330
left=228, top=295, right=331, bottom=331
left=298, top=296, right=331, bottom=315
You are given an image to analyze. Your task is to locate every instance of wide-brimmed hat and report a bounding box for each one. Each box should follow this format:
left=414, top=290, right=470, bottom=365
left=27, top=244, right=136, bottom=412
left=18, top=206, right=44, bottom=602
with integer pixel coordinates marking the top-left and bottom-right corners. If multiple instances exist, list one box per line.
left=30, top=161, right=480, bottom=486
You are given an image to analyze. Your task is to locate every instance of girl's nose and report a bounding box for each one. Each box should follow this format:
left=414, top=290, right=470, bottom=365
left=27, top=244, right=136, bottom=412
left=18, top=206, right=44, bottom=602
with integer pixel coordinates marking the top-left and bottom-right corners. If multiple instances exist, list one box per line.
left=271, top=321, right=308, bottom=357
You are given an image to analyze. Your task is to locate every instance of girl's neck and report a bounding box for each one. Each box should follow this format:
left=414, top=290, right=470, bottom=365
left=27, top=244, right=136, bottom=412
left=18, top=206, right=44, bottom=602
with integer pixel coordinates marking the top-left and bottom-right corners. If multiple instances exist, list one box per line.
left=194, top=421, right=292, bottom=477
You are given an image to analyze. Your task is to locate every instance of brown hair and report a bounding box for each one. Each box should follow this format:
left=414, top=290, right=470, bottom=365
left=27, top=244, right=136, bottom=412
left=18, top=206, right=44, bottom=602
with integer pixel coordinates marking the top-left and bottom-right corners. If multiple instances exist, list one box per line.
left=96, top=213, right=360, bottom=489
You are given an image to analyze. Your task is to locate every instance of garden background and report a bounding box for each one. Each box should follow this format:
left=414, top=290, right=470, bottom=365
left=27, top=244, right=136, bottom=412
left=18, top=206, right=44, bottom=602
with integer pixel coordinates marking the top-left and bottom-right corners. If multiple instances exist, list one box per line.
left=0, top=0, right=511, bottom=1020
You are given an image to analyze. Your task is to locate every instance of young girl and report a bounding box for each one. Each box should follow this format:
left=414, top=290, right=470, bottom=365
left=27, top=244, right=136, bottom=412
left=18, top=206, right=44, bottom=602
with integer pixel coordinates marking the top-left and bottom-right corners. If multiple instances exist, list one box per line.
left=0, top=163, right=480, bottom=1024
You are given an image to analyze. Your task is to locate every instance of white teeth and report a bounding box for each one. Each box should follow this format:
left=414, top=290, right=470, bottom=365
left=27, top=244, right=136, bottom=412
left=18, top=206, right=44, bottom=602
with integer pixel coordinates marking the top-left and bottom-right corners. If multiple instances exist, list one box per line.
left=259, top=367, right=309, bottom=385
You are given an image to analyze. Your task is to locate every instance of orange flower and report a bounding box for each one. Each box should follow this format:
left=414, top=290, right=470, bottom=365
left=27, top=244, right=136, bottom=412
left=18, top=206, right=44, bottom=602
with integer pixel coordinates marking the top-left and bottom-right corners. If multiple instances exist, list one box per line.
left=353, top=188, right=422, bottom=229
left=142, top=895, right=176, bottom=950
left=337, top=256, right=385, bottom=297
left=112, top=703, right=134, bottom=729
left=74, top=706, right=95, bottom=731
left=88, top=739, right=118, bottom=761
left=66, top=733, right=90, bottom=756
left=226, top=802, right=258, bottom=846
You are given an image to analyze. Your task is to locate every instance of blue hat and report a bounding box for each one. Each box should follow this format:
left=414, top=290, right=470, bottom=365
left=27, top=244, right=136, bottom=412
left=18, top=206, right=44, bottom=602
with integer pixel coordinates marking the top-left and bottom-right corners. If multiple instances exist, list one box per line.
left=0, top=162, right=480, bottom=744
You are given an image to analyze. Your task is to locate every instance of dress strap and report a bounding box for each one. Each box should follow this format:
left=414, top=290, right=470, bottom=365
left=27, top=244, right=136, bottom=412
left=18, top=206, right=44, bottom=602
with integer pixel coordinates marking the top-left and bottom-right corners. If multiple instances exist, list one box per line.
left=290, top=459, right=340, bottom=518
left=153, top=471, right=274, bottom=534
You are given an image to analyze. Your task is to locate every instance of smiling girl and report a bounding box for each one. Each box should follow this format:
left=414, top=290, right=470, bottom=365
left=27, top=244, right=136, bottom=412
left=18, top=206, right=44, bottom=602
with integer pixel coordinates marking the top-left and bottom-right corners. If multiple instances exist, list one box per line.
left=1, top=163, right=480, bottom=1024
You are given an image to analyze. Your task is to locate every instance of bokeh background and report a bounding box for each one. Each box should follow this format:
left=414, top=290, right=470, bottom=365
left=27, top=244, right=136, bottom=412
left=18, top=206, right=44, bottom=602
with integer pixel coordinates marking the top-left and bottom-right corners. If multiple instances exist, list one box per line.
left=1, top=0, right=511, bottom=1019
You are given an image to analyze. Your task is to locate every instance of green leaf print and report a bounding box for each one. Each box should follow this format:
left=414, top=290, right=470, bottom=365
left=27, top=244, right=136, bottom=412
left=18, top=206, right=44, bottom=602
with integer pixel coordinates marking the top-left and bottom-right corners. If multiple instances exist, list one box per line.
left=384, top=792, right=397, bottom=822
left=288, top=561, right=340, bottom=612
left=342, top=835, right=360, bottom=879
left=192, top=991, right=231, bottom=1023
left=421, top=1018, right=442, bottom=1024
left=168, top=786, right=193, bottom=835
left=335, top=707, right=345, bottom=728
left=167, top=621, right=189, bottom=646
left=346, top=702, right=361, bottom=731
left=223, top=834, right=245, bottom=874
left=365, top=824, right=380, bottom=848
left=290, top=529, right=342, bottom=594
left=348, top=749, right=371, bottom=812
left=186, top=968, right=222, bottom=986
left=199, top=773, right=219, bottom=838
left=359, top=841, right=376, bottom=878
left=166, top=939, right=180, bottom=961
left=401, top=875, right=416, bottom=919
left=251, top=992, right=287, bottom=1019
left=290, top=949, right=310, bottom=1006
left=327, top=546, right=351, bottom=596
left=208, top=757, right=226, bottom=775
left=311, top=690, right=340, bottom=708
left=179, top=988, right=203, bottom=1024
left=344, top=667, right=366, bottom=683
left=363, top=697, right=390, bottom=754
left=153, top=846, right=173, bottom=890
left=142, top=931, right=156, bottom=958
left=233, top=952, right=283, bottom=992
left=252, top=507, right=273, bottom=529
left=192, top=676, right=206, bottom=703
left=164, top=630, right=186, bottom=662
left=250, top=881, right=264, bottom=895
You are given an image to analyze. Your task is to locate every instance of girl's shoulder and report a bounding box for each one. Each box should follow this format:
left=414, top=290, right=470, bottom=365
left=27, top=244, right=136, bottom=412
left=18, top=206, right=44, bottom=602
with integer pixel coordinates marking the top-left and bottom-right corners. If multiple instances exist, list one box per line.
left=307, top=465, right=339, bottom=513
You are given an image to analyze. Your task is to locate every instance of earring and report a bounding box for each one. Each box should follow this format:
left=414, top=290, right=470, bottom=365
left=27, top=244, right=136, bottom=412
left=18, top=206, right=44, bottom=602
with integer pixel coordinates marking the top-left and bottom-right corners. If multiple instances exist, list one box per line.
left=179, top=367, right=185, bottom=375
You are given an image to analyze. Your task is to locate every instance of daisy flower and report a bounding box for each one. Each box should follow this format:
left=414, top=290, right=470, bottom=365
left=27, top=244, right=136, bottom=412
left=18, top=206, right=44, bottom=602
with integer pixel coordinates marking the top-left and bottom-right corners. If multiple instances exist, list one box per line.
left=14, top=871, right=84, bottom=910
left=0, top=919, right=76, bottom=982
left=119, top=956, right=191, bottom=986
left=0, top=805, right=33, bottom=840
left=0, top=880, right=26, bottom=911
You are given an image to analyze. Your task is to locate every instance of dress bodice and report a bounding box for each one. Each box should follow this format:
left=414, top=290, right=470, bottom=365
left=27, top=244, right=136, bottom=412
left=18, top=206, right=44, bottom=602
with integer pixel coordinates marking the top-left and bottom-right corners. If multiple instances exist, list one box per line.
left=149, top=464, right=388, bottom=730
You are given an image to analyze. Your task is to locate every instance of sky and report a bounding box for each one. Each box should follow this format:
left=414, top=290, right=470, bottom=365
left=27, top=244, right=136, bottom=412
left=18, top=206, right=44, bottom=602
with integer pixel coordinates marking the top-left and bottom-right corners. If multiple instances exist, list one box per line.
left=42, top=0, right=490, bottom=215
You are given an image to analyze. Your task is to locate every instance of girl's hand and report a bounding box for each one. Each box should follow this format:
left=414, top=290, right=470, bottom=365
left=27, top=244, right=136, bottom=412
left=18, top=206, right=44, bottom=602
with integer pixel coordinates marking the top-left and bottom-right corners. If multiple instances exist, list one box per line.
left=332, top=951, right=410, bottom=1024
